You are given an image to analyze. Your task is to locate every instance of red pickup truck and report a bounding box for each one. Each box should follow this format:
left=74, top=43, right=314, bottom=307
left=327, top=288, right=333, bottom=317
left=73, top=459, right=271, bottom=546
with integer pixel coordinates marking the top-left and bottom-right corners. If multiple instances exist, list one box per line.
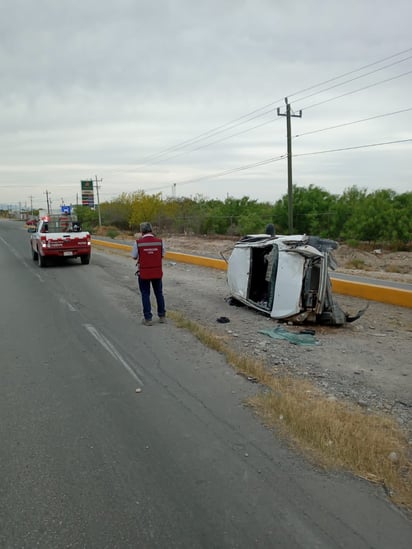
left=29, top=215, right=91, bottom=267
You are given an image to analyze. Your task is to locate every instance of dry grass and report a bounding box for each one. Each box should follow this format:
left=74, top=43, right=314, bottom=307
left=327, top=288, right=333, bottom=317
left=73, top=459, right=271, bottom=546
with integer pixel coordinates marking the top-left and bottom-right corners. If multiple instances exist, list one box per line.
left=385, top=264, right=410, bottom=274
left=344, top=258, right=372, bottom=270
left=169, top=310, right=412, bottom=510
left=250, top=383, right=411, bottom=507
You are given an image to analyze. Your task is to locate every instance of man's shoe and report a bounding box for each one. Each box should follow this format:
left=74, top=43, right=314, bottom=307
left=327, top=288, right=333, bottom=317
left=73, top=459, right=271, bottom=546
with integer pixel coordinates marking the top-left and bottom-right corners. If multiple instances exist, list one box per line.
left=142, top=318, right=153, bottom=326
left=158, top=316, right=166, bottom=324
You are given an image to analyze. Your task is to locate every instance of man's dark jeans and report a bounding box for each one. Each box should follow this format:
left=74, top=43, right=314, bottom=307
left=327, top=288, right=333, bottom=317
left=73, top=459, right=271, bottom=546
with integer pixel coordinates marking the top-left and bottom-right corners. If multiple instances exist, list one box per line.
left=138, top=277, right=166, bottom=320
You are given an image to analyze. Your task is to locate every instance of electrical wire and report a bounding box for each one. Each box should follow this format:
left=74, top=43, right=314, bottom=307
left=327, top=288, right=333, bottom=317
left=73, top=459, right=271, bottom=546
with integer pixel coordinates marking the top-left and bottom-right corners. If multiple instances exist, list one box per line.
left=139, top=66, right=412, bottom=168
left=136, top=48, right=412, bottom=165
left=292, top=55, right=412, bottom=106
left=287, top=47, right=412, bottom=101
left=139, top=105, right=278, bottom=165
left=294, top=108, right=412, bottom=138
left=293, top=138, right=412, bottom=158
left=139, top=114, right=282, bottom=167
left=299, top=69, right=412, bottom=111
left=143, top=153, right=288, bottom=192
left=141, top=138, right=411, bottom=193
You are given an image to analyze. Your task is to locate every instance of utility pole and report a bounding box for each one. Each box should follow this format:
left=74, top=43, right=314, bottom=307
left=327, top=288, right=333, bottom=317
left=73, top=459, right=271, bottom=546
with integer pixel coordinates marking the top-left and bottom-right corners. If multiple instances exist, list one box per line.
left=29, top=195, right=33, bottom=216
left=44, top=190, right=51, bottom=214
left=277, top=97, right=302, bottom=234
left=94, top=175, right=103, bottom=227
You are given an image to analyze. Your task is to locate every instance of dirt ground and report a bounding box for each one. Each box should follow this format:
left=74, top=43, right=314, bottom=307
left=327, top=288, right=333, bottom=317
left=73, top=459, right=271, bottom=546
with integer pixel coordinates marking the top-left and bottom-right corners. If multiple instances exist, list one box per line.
left=162, top=234, right=412, bottom=284
left=98, top=234, right=412, bottom=440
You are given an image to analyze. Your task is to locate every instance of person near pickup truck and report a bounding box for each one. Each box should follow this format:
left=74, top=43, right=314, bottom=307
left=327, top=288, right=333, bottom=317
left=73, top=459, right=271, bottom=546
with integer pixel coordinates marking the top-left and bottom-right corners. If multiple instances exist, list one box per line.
left=131, top=222, right=166, bottom=326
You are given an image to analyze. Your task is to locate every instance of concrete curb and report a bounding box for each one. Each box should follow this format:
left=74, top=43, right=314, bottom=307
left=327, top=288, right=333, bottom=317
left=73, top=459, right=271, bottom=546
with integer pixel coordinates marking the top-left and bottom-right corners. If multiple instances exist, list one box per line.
left=331, top=279, right=412, bottom=308
left=92, top=238, right=412, bottom=309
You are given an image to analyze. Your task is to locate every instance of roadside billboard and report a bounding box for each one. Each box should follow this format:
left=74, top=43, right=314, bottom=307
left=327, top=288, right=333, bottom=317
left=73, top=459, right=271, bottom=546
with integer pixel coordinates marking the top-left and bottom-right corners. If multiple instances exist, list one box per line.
left=81, top=180, right=94, bottom=208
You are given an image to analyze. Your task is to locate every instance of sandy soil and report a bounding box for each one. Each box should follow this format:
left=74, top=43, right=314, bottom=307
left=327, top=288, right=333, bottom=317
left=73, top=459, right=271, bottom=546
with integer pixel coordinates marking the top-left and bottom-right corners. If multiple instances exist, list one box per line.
left=162, top=235, right=412, bottom=284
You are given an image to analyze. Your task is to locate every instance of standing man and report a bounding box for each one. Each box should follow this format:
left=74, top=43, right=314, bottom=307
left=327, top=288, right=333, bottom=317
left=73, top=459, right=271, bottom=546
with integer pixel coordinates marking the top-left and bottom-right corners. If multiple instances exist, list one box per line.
left=132, top=222, right=166, bottom=326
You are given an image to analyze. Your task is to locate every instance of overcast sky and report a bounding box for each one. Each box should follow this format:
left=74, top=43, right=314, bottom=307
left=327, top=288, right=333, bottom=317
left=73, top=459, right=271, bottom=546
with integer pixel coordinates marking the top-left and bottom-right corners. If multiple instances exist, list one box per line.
left=1, top=0, right=411, bottom=211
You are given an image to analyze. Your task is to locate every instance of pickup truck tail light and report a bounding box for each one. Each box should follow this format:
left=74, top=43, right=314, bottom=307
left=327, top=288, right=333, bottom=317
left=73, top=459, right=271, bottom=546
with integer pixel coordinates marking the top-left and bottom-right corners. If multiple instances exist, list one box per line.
left=40, top=235, right=47, bottom=248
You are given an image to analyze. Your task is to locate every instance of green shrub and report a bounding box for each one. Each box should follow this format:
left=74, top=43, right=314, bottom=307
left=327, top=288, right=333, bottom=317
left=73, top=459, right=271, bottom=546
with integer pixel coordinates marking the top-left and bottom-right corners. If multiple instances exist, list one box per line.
left=106, top=228, right=119, bottom=239
left=344, top=258, right=369, bottom=270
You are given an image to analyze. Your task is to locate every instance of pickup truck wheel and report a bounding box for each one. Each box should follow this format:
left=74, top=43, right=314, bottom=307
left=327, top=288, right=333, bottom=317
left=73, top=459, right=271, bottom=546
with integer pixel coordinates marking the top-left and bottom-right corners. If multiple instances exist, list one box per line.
left=32, top=247, right=38, bottom=261
left=37, top=250, right=46, bottom=268
left=81, top=255, right=90, bottom=265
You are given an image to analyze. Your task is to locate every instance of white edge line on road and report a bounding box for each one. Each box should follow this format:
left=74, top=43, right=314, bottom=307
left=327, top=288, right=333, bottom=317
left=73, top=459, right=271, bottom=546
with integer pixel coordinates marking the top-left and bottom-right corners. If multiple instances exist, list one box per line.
left=0, top=235, right=44, bottom=282
left=84, top=323, right=144, bottom=386
left=59, top=297, right=77, bottom=311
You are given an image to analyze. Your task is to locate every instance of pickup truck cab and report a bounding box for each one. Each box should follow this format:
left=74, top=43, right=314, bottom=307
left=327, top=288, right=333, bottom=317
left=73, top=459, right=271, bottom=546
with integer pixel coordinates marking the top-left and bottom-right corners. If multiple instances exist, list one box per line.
left=29, top=215, right=91, bottom=267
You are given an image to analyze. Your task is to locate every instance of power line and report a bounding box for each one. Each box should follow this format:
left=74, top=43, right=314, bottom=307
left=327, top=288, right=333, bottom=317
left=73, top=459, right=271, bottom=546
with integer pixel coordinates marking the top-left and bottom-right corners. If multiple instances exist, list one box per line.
left=292, top=54, right=412, bottom=106
left=139, top=106, right=278, bottom=165
left=299, top=69, right=412, bottom=112
left=140, top=138, right=411, bottom=194
left=287, top=47, right=412, bottom=101
left=138, top=113, right=282, bottom=167
left=137, top=64, right=411, bottom=168
left=134, top=48, right=412, bottom=166
left=294, top=107, right=412, bottom=139
left=293, top=138, right=412, bottom=158
left=142, top=155, right=288, bottom=193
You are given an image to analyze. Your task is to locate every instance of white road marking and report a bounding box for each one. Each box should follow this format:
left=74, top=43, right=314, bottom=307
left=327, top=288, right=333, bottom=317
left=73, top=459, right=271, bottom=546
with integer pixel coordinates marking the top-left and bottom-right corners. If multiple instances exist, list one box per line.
left=0, top=235, right=44, bottom=282
left=0, top=236, right=21, bottom=258
left=84, top=324, right=144, bottom=386
left=59, top=297, right=77, bottom=311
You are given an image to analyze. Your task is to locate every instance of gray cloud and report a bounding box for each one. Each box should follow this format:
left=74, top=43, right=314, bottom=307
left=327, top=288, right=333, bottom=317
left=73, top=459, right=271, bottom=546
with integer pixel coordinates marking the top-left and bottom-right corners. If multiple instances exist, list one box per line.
left=0, top=0, right=411, bottom=209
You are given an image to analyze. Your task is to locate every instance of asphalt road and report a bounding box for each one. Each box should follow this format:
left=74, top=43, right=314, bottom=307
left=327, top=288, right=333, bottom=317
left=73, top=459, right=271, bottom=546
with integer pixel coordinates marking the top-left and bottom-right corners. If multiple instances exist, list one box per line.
left=1, top=219, right=411, bottom=548
left=330, top=271, right=412, bottom=290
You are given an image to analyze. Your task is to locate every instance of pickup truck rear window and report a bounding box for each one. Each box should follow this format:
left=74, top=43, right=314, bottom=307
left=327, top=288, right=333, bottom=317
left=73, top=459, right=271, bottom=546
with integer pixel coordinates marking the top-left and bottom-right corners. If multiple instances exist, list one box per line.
left=41, top=219, right=81, bottom=232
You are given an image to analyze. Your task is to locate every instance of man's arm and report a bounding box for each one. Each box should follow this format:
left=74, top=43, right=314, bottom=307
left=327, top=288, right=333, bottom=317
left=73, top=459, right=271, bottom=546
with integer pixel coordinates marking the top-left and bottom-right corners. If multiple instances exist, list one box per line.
left=131, top=241, right=139, bottom=260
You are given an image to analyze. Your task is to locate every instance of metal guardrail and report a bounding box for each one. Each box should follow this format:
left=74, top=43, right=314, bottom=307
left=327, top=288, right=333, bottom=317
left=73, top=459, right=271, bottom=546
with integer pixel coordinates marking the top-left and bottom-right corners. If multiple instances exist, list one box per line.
left=92, top=238, right=412, bottom=309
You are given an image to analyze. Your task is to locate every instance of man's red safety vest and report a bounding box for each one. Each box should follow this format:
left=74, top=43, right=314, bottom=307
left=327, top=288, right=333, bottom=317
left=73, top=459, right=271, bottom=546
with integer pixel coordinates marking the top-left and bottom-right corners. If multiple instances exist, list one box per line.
left=137, top=235, right=163, bottom=279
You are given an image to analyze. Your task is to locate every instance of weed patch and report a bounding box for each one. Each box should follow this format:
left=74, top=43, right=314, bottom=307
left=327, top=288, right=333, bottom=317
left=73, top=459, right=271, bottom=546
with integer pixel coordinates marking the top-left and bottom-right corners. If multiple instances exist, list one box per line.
left=344, top=258, right=371, bottom=270
left=385, top=264, right=410, bottom=274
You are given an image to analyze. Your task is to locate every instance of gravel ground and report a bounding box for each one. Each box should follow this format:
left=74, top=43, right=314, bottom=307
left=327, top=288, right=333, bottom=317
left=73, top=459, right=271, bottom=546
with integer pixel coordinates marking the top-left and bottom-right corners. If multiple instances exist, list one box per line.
left=95, top=235, right=412, bottom=441
left=163, top=260, right=412, bottom=441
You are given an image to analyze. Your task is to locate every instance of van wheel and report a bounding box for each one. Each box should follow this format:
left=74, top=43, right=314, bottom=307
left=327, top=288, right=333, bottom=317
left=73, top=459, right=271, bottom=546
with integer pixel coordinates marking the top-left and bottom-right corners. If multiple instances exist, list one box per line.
left=81, top=255, right=90, bottom=265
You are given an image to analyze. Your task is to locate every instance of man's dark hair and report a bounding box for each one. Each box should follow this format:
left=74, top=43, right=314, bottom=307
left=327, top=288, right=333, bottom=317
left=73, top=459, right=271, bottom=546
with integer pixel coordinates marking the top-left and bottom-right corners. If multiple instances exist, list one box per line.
left=265, top=223, right=275, bottom=236
left=140, top=222, right=153, bottom=234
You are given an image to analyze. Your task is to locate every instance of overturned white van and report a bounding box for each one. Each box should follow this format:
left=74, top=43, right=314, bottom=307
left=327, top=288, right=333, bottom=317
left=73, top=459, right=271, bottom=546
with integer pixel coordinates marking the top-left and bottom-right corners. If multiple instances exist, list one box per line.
left=225, top=234, right=365, bottom=326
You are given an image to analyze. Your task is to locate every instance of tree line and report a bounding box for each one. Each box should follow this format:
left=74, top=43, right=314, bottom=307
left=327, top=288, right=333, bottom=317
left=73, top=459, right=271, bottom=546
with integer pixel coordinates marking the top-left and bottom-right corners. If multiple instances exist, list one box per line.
left=7, top=184, right=408, bottom=248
